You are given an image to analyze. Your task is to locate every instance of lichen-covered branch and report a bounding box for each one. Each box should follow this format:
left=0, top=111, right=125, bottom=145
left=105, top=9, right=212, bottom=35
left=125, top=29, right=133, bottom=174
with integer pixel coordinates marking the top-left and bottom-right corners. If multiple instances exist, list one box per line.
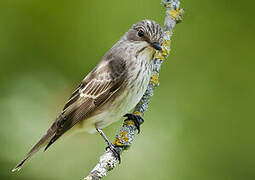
left=84, top=1, right=183, bottom=179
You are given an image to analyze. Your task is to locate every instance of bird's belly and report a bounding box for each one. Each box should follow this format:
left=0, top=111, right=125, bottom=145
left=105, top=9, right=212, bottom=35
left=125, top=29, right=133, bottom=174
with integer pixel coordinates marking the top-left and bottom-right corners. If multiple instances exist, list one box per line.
left=81, top=76, right=150, bottom=133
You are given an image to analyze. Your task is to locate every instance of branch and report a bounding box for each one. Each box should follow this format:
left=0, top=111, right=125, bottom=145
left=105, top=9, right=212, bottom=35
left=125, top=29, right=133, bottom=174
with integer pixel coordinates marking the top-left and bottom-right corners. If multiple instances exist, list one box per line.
left=84, top=1, right=183, bottom=179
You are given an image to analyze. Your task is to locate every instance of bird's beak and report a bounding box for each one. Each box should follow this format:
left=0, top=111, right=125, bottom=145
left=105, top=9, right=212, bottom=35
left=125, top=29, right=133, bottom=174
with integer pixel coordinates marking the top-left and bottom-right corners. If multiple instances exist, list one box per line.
left=151, top=42, right=162, bottom=51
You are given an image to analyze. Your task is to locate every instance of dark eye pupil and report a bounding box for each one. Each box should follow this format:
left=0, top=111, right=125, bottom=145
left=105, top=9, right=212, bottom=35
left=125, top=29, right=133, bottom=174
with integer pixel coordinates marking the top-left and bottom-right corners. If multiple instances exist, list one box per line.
left=138, top=30, right=144, bottom=37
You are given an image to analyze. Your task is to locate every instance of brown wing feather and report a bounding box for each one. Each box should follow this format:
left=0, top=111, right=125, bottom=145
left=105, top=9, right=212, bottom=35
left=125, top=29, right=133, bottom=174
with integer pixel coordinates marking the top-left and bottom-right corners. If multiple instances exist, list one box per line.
left=12, top=50, right=127, bottom=173
left=45, top=57, right=127, bottom=150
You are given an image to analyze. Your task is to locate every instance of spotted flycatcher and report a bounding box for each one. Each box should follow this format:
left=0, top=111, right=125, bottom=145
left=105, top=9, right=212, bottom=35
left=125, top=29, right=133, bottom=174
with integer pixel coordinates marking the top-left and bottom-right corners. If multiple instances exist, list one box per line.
left=12, top=19, right=163, bottom=172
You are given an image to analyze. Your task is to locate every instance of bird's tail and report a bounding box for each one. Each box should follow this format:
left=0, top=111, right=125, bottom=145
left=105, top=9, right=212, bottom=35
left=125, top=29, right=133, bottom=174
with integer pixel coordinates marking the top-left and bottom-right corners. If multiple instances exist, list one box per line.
left=12, top=121, right=58, bottom=172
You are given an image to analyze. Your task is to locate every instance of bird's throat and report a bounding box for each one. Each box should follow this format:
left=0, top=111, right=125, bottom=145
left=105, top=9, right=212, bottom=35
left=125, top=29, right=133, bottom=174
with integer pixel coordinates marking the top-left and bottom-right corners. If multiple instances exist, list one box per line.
left=136, top=46, right=155, bottom=61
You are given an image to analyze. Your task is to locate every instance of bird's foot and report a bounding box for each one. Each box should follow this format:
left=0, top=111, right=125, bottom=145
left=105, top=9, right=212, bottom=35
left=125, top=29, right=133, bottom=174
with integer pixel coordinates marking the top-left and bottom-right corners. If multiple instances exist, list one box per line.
left=124, top=113, right=144, bottom=134
left=97, top=128, right=125, bottom=163
left=106, top=144, right=128, bottom=163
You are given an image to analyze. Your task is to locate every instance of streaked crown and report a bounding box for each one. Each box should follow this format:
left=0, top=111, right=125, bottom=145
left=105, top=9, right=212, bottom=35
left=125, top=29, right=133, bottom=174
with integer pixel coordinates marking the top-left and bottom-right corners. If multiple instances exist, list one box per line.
left=126, top=20, right=163, bottom=49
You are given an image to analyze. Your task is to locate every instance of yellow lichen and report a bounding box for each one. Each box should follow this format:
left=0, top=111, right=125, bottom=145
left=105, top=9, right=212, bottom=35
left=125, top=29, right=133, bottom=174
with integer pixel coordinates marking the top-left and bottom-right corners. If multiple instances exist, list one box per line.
left=133, top=111, right=142, bottom=116
left=121, top=131, right=127, bottom=137
left=168, top=9, right=183, bottom=21
left=136, top=102, right=142, bottom=107
left=124, top=120, right=134, bottom=126
left=151, top=74, right=159, bottom=85
left=163, top=40, right=170, bottom=48
left=165, top=30, right=171, bottom=36
left=155, top=52, right=165, bottom=60
left=121, top=136, right=129, bottom=142
left=166, top=3, right=171, bottom=8
left=168, top=9, right=178, bottom=20
left=118, top=131, right=129, bottom=142
left=114, top=138, right=123, bottom=146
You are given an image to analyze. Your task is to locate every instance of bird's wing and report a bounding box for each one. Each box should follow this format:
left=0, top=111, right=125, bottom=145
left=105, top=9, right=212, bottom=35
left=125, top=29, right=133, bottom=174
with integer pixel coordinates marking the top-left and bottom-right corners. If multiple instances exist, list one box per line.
left=45, top=57, right=127, bottom=150
left=12, top=57, right=127, bottom=172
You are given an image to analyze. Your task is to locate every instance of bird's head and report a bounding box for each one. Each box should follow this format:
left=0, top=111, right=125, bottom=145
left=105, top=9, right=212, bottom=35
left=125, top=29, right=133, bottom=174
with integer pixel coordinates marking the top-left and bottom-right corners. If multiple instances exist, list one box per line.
left=126, top=19, right=163, bottom=51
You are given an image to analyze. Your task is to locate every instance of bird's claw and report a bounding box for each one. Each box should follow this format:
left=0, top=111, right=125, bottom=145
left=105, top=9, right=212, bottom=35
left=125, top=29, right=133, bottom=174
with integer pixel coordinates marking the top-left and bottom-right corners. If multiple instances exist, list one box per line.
left=106, top=144, right=127, bottom=163
left=124, top=113, right=144, bottom=134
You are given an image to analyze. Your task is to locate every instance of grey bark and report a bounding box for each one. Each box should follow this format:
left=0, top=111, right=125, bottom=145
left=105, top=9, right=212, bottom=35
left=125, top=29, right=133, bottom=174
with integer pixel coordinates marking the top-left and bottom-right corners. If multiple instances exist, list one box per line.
left=84, top=0, right=183, bottom=179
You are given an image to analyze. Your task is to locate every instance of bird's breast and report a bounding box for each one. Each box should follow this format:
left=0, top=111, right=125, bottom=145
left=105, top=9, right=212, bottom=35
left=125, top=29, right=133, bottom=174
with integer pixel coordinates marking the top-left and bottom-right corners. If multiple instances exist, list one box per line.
left=124, top=46, right=154, bottom=106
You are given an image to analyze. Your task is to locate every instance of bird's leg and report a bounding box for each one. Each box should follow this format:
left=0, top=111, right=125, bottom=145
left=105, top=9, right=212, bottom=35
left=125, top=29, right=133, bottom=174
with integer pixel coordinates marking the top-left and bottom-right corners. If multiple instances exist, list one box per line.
left=96, top=128, right=126, bottom=163
left=123, top=113, right=144, bottom=134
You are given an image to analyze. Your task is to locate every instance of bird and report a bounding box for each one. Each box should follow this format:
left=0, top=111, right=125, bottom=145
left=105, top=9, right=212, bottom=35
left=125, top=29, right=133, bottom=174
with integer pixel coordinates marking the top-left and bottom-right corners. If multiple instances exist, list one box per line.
left=12, top=19, right=163, bottom=172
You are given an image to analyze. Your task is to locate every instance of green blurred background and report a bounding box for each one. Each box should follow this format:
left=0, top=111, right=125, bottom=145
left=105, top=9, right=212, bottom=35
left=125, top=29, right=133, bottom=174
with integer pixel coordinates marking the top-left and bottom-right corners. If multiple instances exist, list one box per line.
left=1, top=0, right=255, bottom=179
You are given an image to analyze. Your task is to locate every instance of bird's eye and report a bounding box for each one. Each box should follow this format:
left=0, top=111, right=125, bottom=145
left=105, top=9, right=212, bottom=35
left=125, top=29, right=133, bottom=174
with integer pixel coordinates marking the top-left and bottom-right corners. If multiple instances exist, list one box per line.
left=138, top=30, right=144, bottom=37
